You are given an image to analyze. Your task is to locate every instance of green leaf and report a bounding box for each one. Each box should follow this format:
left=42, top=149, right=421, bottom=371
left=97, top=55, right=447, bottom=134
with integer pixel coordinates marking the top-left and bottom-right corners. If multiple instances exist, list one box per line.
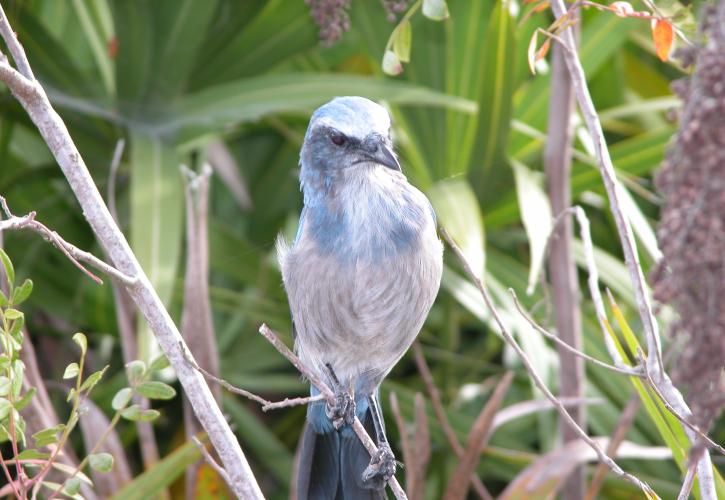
left=63, top=363, right=80, bottom=379
left=121, top=404, right=160, bottom=422
left=468, top=0, right=516, bottom=198
left=382, top=50, right=403, bottom=76
left=33, top=424, right=65, bottom=447
left=0, top=290, right=7, bottom=307
left=422, top=0, right=450, bottom=20
left=0, top=398, right=11, bottom=420
left=16, top=448, right=50, bottom=460
left=136, top=381, right=176, bottom=400
left=70, top=0, right=115, bottom=96
left=72, top=332, right=87, bottom=356
left=512, top=160, right=553, bottom=295
left=14, top=388, right=36, bottom=411
left=0, top=377, right=9, bottom=397
left=112, top=387, right=133, bottom=411
left=4, top=308, right=23, bottom=320
left=89, top=452, right=114, bottom=473
left=149, top=354, right=170, bottom=372
left=393, top=20, right=412, bottom=63
left=125, top=360, right=147, bottom=386
left=8, top=313, right=24, bottom=343
left=11, top=360, right=23, bottom=398
left=0, top=248, right=15, bottom=286
left=130, top=133, right=183, bottom=364
left=110, top=439, right=203, bottom=500
left=11, top=279, right=33, bottom=306
left=172, top=74, right=476, bottom=142
left=65, top=477, right=81, bottom=496
left=79, top=366, right=108, bottom=392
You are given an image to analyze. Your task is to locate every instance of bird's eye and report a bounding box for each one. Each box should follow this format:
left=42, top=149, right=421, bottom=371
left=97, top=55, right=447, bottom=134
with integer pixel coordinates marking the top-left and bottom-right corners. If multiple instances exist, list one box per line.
left=330, top=132, right=346, bottom=147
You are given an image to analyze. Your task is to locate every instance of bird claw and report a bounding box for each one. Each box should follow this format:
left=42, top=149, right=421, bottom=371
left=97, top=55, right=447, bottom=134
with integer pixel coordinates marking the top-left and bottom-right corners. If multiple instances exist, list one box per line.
left=362, top=443, right=396, bottom=488
left=325, top=387, right=355, bottom=430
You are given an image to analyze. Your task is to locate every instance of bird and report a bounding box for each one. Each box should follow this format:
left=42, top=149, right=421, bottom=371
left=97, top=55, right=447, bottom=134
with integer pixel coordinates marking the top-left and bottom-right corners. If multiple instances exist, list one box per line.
left=277, top=96, right=443, bottom=499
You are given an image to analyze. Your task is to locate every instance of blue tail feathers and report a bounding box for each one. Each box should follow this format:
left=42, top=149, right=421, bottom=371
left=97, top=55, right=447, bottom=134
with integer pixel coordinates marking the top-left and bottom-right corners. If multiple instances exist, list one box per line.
left=296, top=393, right=386, bottom=499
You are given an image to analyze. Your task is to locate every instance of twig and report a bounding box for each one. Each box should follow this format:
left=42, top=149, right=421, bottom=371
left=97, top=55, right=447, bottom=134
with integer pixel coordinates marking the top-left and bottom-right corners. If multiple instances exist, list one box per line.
left=0, top=8, right=34, bottom=80
left=677, top=459, right=698, bottom=500
left=443, top=372, right=514, bottom=500
left=411, top=393, right=430, bottom=500
left=181, top=341, right=325, bottom=411
left=440, top=227, right=655, bottom=495
left=412, top=343, right=494, bottom=500
left=544, top=22, right=584, bottom=499
left=585, top=395, right=641, bottom=499
left=191, top=436, right=232, bottom=487
left=390, top=392, right=416, bottom=497
left=0, top=5, right=264, bottom=497
left=641, top=358, right=725, bottom=456
left=0, top=197, right=137, bottom=287
left=509, top=290, right=643, bottom=377
left=259, top=324, right=408, bottom=500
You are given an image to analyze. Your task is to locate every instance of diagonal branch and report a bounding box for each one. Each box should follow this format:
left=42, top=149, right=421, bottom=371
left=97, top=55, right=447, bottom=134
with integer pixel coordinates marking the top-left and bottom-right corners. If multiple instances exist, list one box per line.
left=258, top=324, right=408, bottom=500
left=440, top=227, right=656, bottom=496
left=546, top=1, right=717, bottom=495
left=0, top=5, right=264, bottom=498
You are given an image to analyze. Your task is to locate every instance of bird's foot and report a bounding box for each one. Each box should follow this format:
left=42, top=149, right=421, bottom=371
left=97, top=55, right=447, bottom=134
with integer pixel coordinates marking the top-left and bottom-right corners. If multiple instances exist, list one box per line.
left=362, top=443, right=396, bottom=488
left=325, top=386, right=355, bottom=430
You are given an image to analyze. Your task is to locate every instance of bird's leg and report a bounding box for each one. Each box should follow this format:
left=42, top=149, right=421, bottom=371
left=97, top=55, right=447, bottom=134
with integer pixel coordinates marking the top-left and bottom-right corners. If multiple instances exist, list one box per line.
left=324, top=363, right=355, bottom=430
left=362, top=393, right=396, bottom=487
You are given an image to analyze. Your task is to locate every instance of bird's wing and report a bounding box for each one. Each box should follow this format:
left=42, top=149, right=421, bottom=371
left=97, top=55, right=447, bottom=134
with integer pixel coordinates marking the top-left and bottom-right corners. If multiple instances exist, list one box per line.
left=293, top=206, right=307, bottom=247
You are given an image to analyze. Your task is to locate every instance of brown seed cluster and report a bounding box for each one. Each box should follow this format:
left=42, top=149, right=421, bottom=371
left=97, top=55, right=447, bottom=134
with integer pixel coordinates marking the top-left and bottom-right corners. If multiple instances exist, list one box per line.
left=305, top=0, right=351, bottom=46
left=650, top=5, right=725, bottom=432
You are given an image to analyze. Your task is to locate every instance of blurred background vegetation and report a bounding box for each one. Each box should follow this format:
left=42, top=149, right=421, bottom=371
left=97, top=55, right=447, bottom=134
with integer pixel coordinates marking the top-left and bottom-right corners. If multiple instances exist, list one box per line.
left=0, top=0, right=721, bottom=498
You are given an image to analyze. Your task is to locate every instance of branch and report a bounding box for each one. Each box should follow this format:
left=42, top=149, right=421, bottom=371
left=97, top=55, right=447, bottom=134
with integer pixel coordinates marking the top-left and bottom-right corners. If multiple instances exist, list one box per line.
left=181, top=343, right=325, bottom=411
left=258, top=324, right=408, bottom=500
left=191, top=436, right=232, bottom=487
left=0, top=197, right=137, bottom=287
left=412, top=343, right=494, bottom=500
left=509, top=290, right=643, bottom=377
left=440, top=227, right=656, bottom=496
left=0, top=5, right=264, bottom=498
left=543, top=2, right=717, bottom=491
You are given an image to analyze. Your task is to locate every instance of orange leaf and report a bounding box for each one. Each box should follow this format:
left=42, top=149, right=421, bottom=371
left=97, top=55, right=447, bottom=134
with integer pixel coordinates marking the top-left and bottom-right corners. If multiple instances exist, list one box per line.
left=533, top=1, right=550, bottom=12
left=536, top=39, right=551, bottom=62
left=651, top=19, right=673, bottom=61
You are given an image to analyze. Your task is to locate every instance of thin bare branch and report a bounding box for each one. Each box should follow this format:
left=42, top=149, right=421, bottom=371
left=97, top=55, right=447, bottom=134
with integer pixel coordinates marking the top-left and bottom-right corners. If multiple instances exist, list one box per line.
left=443, top=372, right=514, bottom=500
left=677, top=459, right=698, bottom=500
left=412, top=393, right=430, bottom=500
left=191, top=436, right=232, bottom=487
left=0, top=199, right=137, bottom=286
left=641, top=362, right=725, bottom=456
left=585, top=395, right=640, bottom=499
left=412, top=343, right=494, bottom=500
left=0, top=4, right=263, bottom=496
left=440, top=227, right=655, bottom=496
left=258, top=324, right=408, bottom=500
left=0, top=10, right=34, bottom=79
left=509, top=289, right=643, bottom=377
left=541, top=4, right=718, bottom=488
left=390, top=392, right=416, bottom=497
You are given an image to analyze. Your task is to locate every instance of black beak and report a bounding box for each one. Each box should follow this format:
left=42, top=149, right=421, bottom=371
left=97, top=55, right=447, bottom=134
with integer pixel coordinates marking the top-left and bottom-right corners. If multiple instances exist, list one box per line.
left=368, top=143, right=401, bottom=171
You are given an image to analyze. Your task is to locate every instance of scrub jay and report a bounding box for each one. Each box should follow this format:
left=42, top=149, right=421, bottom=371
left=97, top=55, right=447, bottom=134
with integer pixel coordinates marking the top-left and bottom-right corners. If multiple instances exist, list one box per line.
left=278, top=96, right=442, bottom=499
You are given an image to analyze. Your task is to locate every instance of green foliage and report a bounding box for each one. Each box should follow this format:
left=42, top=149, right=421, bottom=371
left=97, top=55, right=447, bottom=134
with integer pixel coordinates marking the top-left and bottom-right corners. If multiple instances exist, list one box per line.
left=0, top=0, right=719, bottom=498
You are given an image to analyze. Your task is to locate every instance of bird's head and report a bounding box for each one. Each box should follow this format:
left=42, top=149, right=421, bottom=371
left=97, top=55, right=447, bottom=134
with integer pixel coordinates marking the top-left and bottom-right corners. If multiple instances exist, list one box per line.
left=300, top=96, right=401, bottom=179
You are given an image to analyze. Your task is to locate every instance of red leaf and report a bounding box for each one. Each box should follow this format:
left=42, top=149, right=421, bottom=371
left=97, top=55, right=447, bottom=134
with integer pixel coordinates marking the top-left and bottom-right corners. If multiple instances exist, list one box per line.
left=652, top=19, right=673, bottom=61
left=107, top=37, right=118, bottom=59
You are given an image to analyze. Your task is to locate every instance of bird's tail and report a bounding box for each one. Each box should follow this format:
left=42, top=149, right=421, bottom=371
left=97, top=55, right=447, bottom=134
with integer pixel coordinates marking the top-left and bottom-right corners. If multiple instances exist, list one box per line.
left=295, top=407, right=386, bottom=500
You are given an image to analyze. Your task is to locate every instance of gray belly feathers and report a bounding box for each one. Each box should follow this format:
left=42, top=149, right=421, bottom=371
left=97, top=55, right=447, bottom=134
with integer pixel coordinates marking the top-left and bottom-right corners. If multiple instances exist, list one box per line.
left=278, top=166, right=443, bottom=390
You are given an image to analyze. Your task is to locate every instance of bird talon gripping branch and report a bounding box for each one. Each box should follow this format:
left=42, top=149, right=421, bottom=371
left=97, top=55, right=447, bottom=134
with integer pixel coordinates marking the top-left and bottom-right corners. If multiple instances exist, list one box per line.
left=325, top=387, right=356, bottom=429
left=362, top=442, right=397, bottom=487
